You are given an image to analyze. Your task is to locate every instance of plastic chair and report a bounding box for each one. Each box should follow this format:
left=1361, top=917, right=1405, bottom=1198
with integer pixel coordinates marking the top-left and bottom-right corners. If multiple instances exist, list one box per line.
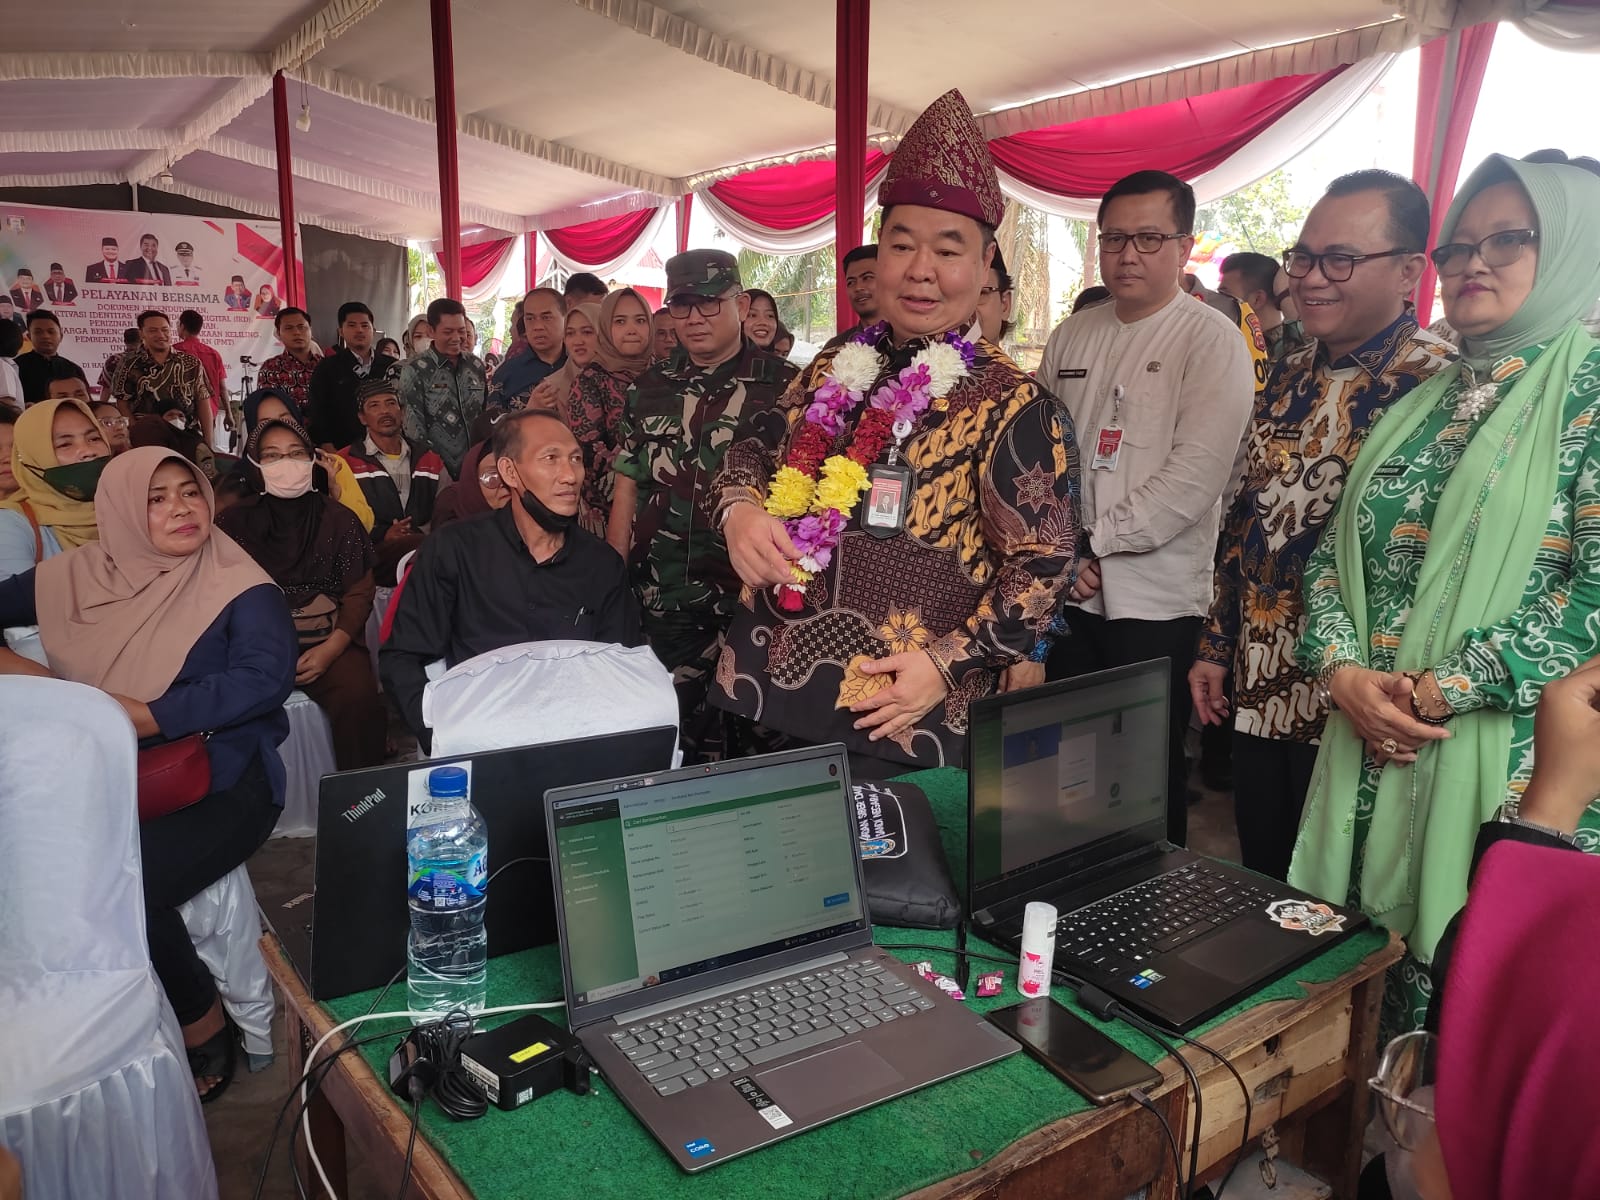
left=272, top=689, right=337, bottom=838
left=0, top=678, right=218, bottom=1200
left=423, top=639, right=681, bottom=759
left=178, top=864, right=274, bottom=1067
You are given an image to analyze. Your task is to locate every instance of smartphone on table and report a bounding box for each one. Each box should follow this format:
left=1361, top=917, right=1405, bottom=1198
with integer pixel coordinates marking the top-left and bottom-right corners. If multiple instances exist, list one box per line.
left=986, top=997, right=1162, bottom=1105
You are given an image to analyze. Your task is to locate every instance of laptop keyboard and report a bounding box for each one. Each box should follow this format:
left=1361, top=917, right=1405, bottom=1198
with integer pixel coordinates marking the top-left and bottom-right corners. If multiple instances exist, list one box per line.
left=606, top=959, right=935, bottom=1096
left=1056, top=862, right=1273, bottom=970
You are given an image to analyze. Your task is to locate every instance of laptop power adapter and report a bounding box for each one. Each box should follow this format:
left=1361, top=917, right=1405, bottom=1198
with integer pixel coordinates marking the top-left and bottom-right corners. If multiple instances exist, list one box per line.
left=459, top=1014, right=592, bottom=1111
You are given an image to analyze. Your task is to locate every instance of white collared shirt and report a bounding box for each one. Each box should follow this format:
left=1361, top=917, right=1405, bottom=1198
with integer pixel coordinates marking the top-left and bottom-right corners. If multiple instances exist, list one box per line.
left=1038, top=291, right=1254, bottom=621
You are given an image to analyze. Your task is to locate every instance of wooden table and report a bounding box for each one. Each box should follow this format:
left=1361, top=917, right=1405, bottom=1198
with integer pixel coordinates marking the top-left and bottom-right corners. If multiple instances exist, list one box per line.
left=264, top=931, right=1400, bottom=1200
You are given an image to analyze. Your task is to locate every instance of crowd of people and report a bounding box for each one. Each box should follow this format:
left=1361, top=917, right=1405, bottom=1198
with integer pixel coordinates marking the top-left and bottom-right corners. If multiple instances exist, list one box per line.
left=2, top=85, right=1599, bottom=1196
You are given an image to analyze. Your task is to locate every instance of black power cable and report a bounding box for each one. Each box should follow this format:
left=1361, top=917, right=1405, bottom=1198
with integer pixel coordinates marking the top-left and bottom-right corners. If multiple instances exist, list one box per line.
left=1118, top=1013, right=1201, bottom=1199
left=1130, top=1088, right=1186, bottom=1195
left=397, top=1095, right=421, bottom=1199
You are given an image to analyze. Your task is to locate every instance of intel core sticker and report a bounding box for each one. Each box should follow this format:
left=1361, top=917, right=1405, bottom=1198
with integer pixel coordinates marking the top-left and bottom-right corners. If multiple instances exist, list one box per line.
left=730, top=1076, right=794, bottom=1129
left=684, top=1139, right=715, bottom=1160
left=1265, top=898, right=1347, bottom=936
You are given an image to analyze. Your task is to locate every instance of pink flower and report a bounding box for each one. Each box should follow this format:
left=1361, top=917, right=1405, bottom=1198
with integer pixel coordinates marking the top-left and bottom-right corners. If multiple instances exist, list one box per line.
left=789, top=509, right=844, bottom=569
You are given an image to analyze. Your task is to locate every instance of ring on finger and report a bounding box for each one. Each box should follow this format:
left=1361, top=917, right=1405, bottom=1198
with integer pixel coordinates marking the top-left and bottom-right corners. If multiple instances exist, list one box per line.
left=1381, top=737, right=1399, bottom=755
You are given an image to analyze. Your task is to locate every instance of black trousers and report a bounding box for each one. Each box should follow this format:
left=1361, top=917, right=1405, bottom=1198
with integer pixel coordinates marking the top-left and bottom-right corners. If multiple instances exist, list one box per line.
left=1231, top=732, right=1319, bottom=881
left=1046, top=608, right=1203, bottom=847
left=140, top=753, right=281, bottom=1025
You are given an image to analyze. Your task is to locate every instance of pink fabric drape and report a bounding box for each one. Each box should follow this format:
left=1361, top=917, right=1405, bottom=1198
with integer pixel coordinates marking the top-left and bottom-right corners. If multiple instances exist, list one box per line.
left=987, top=67, right=1349, bottom=198
left=437, top=237, right=515, bottom=290
left=545, top=208, right=660, bottom=269
left=1412, top=24, right=1498, bottom=325
left=706, top=150, right=890, bottom=230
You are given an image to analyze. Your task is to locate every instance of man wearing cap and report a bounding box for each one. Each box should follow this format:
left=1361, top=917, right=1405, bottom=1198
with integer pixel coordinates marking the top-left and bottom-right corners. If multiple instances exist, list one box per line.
left=608, top=248, right=797, bottom=759
left=339, top=375, right=444, bottom=584
left=43, top=264, right=76, bottom=306
left=9, top=270, right=43, bottom=313
left=173, top=242, right=202, bottom=285
left=120, top=233, right=171, bottom=286
left=86, top=238, right=120, bottom=285
left=713, top=90, right=1082, bottom=771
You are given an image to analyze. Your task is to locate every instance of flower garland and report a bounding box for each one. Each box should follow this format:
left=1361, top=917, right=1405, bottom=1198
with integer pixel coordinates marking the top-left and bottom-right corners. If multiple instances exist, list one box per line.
left=764, top=321, right=975, bottom=611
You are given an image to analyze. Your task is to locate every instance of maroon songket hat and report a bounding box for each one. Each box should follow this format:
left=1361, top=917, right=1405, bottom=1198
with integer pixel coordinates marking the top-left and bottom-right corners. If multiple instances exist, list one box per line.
left=880, top=88, right=1005, bottom=229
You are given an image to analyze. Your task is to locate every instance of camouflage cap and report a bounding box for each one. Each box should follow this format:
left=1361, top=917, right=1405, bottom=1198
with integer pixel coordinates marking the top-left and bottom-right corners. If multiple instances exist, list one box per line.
left=665, top=249, right=740, bottom=300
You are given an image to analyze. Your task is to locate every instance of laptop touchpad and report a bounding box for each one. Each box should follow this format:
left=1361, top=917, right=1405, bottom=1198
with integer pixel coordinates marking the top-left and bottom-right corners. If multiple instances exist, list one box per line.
left=755, top=1043, right=904, bottom=1119
left=1178, top=921, right=1284, bottom=983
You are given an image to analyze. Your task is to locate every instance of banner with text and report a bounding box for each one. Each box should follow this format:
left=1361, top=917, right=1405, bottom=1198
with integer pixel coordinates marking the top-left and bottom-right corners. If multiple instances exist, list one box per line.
left=0, top=201, right=302, bottom=394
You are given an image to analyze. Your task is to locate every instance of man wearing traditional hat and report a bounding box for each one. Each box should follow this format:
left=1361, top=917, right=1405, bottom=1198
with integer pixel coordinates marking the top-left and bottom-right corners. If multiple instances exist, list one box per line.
left=609, top=249, right=797, bottom=760
left=44, top=264, right=77, bottom=306
left=712, top=89, right=1082, bottom=770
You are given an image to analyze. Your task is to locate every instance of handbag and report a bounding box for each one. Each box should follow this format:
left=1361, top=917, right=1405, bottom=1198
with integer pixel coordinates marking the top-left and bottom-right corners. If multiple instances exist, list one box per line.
left=290, top=593, right=339, bottom=651
left=137, top=733, right=212, bottom=822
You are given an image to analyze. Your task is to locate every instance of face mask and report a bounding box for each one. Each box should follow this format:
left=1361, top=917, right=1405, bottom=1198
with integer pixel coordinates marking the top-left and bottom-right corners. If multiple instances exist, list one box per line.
left=517, top=485, right=576, bottom=534
left=255, top=457, right=315, bottom=500
left=165, top=414, right=188, bottom=430
left=36, top=455, right=109, bottom=502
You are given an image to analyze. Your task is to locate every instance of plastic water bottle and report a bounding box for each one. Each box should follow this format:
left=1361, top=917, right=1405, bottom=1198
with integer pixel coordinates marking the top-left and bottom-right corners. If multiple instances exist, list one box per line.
left=406, top=766, right=488, bottom=1019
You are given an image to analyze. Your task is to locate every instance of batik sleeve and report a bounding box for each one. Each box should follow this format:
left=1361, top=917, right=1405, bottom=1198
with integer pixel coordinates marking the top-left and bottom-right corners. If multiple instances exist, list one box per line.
left=1295, top=499, right=1364, bottom=675
left=713, top=356, right=817, bottom=519
left=1197, top=491, right=1248, bottom=670
left=925, top=388, right=1082, bottom=684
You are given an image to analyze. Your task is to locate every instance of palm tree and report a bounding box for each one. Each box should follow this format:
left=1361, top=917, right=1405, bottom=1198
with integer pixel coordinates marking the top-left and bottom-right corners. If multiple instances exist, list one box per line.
left=736, top=246, right=837, bottom=343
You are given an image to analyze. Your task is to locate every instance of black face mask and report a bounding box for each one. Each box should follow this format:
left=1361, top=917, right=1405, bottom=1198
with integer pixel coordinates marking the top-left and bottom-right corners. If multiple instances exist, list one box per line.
left=517, top=486, right=577, bottom=535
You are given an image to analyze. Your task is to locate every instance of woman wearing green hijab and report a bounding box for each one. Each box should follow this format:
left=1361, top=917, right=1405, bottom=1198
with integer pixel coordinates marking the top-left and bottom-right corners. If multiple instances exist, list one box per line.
left=1293, top=150, right=1600, bottom=1033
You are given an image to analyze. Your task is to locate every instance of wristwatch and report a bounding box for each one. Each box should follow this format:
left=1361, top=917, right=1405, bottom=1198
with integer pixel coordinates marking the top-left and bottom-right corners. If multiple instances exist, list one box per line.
left=1315, top=658, right=1359, bottom=708
left=1494, top=802, right=1581, bottom=846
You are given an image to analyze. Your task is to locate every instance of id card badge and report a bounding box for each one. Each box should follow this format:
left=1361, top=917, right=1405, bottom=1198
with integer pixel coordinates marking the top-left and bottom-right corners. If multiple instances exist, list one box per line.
left=1091, top=425, right=1124, bottom=472
left=864, top=463, right=913, bottom=538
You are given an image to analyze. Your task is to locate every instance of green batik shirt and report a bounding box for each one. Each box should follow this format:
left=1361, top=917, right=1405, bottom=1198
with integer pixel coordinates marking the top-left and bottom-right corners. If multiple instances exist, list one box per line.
left=1298, top=342, right=1600, bottom=1033
left=399, top=346, right=486, bottom=481
left=613, top=339, right=796, bottom=616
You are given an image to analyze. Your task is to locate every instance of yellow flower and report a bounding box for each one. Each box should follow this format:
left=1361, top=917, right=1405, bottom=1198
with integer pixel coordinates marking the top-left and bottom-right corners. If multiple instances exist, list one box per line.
left=765, top=466, right=816, bottom=518
left=813, top=455, right=869, bottom=514
left=790, top=562, right=813, bottom=584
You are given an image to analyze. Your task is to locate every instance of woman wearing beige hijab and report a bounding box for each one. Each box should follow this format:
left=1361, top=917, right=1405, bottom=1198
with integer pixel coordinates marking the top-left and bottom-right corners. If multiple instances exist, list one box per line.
left=0, top=446, right=298, bottom=1101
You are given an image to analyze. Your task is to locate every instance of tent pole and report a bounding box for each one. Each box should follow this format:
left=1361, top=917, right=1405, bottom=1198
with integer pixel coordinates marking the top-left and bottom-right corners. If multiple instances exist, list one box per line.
left=430, top=0, right=463, bottom=301
left=834, top=0, right=869, bottom=334
left=271, top=71, right=302, bottom=308
left=676, top=194, right=694, bottom=255
left=524, top=231, right=539, bottom=292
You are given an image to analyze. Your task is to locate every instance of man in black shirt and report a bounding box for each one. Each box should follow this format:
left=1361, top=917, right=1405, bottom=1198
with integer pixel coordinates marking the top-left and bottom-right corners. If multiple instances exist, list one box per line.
left=381, top=409, right=639, bottom=746
left=306, top=301, right=398, bottom=450
left=15, top=310, right=87, bottom=405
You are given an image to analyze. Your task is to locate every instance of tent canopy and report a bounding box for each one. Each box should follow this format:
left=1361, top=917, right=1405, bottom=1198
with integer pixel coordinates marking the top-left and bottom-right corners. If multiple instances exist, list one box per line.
left=0, top=0, right=1524, bottom=247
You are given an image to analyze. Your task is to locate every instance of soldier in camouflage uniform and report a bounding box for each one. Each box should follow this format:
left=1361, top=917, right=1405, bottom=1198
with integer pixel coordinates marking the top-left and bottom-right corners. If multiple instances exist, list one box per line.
left=610, top=249, right=797, bottom=759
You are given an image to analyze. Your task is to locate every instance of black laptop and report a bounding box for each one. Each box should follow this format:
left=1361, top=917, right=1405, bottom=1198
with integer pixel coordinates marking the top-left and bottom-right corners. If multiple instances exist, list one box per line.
left=266, top=726, right=677, bottom=1000
left=965, top=660, right=1366, bottom=1030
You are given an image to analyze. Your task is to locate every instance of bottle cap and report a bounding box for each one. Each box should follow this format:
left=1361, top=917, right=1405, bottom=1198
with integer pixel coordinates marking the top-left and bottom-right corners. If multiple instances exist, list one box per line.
left=428, top=766, right=469, bottom=798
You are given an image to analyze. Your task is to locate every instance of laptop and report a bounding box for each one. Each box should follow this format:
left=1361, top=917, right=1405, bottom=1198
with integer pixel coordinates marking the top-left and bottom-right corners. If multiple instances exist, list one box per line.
left=545, top=744, right=1018, bottom=1172
left=965, top=660, right=1367, bottom=1031
left=265, top=726, right=677, bottom=1000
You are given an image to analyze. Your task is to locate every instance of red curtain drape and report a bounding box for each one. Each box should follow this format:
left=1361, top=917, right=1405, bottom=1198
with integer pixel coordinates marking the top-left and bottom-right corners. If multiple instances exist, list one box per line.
left=708, top=150, right=890, bottom=230
left=437, top=237, right=515, bottom=290
left=545, top=208, right=660, bottom=267
left=675, top=195, right=694, bottom=254
left=1411, top=24, right=1498, bottom=325
left=987, top=67, right=1348, bottom=198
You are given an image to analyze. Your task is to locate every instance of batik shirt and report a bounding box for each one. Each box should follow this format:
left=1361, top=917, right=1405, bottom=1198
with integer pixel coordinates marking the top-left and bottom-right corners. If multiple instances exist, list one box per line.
left=1198, top=315, right=1454, bottom=741
left=256, top=351, right=322, bottom=409
left=1297, top=342, right=1600, bottom=1032
left=399, top=346, right=486, bottom=481
left=111, top=347, right=211, bottom=424
left=568, top=362, right=633, bottom=538
left=710, top=331, right=1082, bottom=769
left=613, top=340, right=795, bottom=624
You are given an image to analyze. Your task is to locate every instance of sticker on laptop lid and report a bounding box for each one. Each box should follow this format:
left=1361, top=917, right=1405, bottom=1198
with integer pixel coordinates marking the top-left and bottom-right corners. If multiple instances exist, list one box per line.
left=730, top=1076, right=794, bottom=1129
left=1265, top=898, right=1347, bottom=936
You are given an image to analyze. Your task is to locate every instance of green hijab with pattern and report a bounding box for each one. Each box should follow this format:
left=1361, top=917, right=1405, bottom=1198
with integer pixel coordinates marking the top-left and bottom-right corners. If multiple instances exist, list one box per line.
left=1291, top=152, right=1600, bottom=963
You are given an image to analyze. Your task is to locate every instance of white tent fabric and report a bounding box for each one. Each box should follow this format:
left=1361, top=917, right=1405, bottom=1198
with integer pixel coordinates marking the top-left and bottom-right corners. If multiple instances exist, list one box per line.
left=1517, top=1, right=1600, bottom=47
left=0, top=678, right=217, bottom=1200
left=0, top=0, right=1531, bottom=246
left=996, top=53, right=1399, bottom=220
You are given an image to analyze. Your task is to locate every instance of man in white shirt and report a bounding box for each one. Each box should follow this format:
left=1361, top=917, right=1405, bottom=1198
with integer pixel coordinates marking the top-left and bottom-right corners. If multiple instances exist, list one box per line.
left=1035, top=169, right=1254, bottom=845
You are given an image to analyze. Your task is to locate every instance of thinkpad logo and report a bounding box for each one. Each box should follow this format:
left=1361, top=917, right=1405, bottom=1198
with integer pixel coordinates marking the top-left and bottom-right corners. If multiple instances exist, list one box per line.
left=342, top=786, right=387, bottom=824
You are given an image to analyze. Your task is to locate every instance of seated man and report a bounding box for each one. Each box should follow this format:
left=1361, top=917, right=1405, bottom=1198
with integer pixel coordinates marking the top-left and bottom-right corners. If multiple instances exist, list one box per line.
left=380, top=409, right=640, bottom=747
left=338, top=376, right=444, bottom=585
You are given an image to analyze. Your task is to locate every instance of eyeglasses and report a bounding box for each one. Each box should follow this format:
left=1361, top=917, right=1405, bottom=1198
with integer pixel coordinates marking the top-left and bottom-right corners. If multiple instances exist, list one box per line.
left=979, top=285, right=1010, bottom=297
left=478, top=471, right=505, bottom=489
left=666, top=291, right=739, bottom=319
left=1098, top=231, right=1187, bottom=255
left=1429, top=229, right=1539, bottom=277
left=98, top=416, right=129, bottom=429
left=1282, top=248, right=1416, bottom=283
left=258, top=449, right=313, bottom=465
left=1369, top=1030, right=1437, bottom=1152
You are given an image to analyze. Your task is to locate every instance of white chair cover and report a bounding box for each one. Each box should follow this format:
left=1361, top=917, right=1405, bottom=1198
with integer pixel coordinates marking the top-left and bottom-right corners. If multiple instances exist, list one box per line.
left=177, top=864, right=273, bottom=1060
left=423, top=640, right=680, bottom=758
left=0, top=678, right=217, bottom=1200
left=3, top=624, right=46, bottom=667
left=366, top=584, right=394, bottom=688
left=272, top=689, right=336, bottom=838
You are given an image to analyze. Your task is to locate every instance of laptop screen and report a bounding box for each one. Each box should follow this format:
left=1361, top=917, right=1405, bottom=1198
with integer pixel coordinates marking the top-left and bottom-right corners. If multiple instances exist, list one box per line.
left=969, top=660, right=1169, bottom=913
left=550, top=750, right=866, bottom=1011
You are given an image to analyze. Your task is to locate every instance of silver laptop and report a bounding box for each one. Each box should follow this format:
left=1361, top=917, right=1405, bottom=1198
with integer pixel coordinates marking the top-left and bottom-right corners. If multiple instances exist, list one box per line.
left=545, top=744, right=1017, bottom=1171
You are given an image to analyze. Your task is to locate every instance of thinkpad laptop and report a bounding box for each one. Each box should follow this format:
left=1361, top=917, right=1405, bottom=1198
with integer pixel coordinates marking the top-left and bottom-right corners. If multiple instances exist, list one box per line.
left=265, top=726, right=677, bottom=1000
left=545, top=745, right=1017, bottom=1172
left=966, top=660, right=1366, bottom=1031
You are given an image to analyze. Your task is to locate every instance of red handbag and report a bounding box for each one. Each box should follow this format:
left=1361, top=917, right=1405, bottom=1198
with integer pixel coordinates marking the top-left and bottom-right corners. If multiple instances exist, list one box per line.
left=136, top=734, right=212, bottom=822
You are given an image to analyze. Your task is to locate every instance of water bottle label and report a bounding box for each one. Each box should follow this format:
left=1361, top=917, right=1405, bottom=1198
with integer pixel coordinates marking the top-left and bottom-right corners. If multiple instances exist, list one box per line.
left=408, top=851, right=488, bottom=910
